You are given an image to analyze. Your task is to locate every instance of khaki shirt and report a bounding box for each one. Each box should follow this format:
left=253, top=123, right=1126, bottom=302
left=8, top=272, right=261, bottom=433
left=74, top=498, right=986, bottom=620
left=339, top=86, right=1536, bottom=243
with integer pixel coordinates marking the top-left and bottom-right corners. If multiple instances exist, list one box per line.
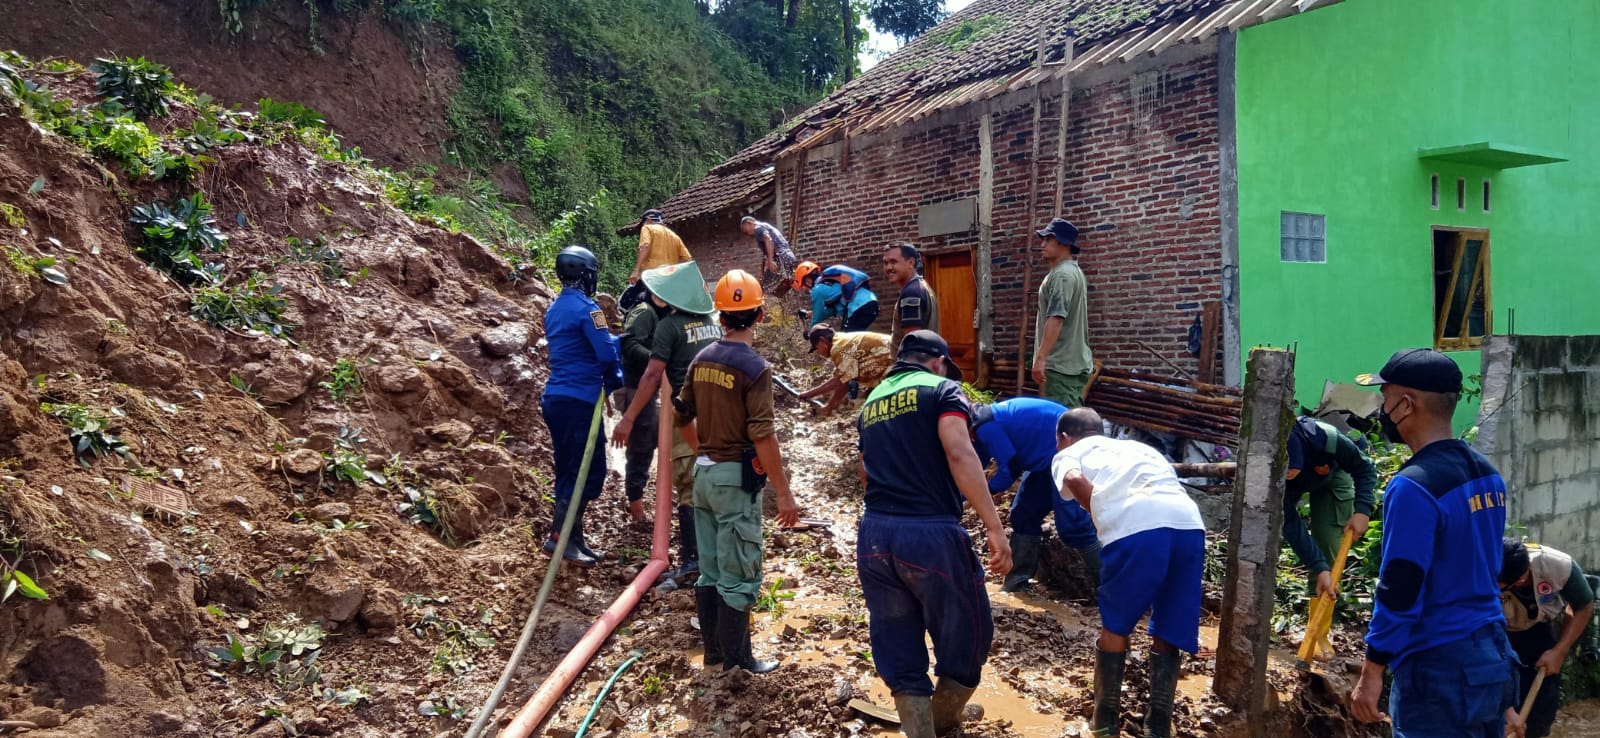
left=638, top=223, right=692, bottom=272
left=677, top=340, right=775, bottom=462
left=829, top=332, right=893, bottom=389
left=1036, top=258, right=1093, bottom=375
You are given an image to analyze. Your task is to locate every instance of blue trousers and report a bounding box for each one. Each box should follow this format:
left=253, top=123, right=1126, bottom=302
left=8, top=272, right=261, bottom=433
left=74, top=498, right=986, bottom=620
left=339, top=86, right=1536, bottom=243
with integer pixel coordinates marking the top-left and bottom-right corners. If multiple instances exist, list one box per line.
left=857, top=512, right=993, bottom=695
left=1390, top=621, right=1516, bottom=738
left=1098, top=528, right=1204, bottom=654
left=1011, top=470, right=1099, bottom=550
left=540, top=394, right=606, bottom=512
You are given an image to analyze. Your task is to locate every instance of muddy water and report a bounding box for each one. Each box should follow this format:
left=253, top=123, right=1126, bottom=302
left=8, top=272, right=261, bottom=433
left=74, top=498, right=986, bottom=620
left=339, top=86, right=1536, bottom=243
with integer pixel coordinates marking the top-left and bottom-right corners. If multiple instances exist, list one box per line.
left=1550, top=698, right=1600, bottom=738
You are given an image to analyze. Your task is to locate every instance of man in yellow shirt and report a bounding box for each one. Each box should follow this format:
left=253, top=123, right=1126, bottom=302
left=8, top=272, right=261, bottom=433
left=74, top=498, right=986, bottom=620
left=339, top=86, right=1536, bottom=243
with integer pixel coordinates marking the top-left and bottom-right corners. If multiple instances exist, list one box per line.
left=798, top=325, right=893, bottom=416
left=629, top=209, right=693, bottom=284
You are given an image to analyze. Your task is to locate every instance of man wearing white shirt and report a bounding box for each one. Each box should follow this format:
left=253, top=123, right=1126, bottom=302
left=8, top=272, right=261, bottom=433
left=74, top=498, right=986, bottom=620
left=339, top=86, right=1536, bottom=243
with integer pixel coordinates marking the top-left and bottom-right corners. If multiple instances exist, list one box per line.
left=1052, top=408, right=1205, bottom=738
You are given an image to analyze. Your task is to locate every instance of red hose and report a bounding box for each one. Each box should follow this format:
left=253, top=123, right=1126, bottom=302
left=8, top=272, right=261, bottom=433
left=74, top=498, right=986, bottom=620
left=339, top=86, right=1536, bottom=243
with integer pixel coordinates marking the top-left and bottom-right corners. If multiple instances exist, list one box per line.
left=499, top=382, right=675, bottom=737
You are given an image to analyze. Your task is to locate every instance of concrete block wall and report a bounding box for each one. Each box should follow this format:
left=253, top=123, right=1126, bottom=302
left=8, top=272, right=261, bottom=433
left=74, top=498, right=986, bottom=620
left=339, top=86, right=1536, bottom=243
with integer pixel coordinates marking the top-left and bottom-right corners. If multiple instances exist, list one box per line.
left=691, top=52, right=1225, bottom=387
left=1476, top=335, right=1600, bottom=567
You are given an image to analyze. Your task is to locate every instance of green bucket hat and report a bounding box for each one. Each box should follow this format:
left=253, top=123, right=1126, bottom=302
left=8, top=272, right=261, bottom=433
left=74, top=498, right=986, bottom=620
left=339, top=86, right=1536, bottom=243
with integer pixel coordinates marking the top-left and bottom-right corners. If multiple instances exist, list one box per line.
left=640, top=260, right=716, bottom=312
left=641, top=260, right=714, bottom=315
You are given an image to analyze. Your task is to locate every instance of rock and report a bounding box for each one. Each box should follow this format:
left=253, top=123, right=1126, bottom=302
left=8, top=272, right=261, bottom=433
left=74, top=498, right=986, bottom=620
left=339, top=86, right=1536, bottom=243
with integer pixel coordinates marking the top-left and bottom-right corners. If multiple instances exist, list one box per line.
left=301, top=574, right=366, bottom=623
left=374, top=363, right=428, bottom=395
left=282, top=449, right=324, bottom=476
left=549, top=620, right=588, bottom=653
left=478, top=322, right=531, bottom=357
left=204, top=570, right=266, bottom=610
left=309, top=502, right=353, bottom=523
left=239, top=352, right=320, bottom=404
left=147, top=711, right=184, bottom=734
left=426, top=420, right=474, bottom=446
left=102, top=342, right=186, bottom=387
left=474, top=465, right=517, bottom=498
left=16, top=705, right=65, bottom=728
left=357, top=592, right=400, bottom=632
left=221, top=496, right=255, bottom=516
left=291, top=709, right=333, bottom=736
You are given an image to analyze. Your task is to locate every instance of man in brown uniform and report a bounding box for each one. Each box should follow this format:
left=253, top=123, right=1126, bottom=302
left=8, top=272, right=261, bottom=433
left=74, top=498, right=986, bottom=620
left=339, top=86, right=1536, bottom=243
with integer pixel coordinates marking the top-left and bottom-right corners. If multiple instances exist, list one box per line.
left=678, top=270, right=802, bottom=673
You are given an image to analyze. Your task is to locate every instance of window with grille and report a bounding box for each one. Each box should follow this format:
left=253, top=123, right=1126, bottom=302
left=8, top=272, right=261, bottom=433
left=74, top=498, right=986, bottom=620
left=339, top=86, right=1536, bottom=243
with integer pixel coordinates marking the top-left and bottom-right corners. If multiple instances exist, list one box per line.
left=1433, top=227, right=1491, bottom=351
left=1280, top=212, right=1326, bottom=263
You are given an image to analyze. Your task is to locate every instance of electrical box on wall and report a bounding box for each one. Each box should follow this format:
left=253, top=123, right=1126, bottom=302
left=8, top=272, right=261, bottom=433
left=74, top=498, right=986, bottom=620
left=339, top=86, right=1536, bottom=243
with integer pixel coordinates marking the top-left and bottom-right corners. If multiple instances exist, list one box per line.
left=917, top=198, right=977, bottom=237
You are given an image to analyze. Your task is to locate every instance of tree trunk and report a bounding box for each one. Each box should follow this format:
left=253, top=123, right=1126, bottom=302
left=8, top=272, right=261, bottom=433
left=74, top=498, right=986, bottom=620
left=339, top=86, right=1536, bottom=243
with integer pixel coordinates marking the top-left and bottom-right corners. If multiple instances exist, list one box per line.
left=786, top=0, right=801, bottom=28
left=840, top=0, right=854, bottom=81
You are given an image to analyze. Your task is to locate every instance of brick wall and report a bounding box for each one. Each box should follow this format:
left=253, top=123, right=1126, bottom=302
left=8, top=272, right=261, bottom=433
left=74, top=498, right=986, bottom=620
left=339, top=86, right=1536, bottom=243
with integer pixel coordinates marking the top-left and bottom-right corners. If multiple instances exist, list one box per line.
left=694, top=53, right=1224, bottom=389
left=669, top=205, right=774, bottom=285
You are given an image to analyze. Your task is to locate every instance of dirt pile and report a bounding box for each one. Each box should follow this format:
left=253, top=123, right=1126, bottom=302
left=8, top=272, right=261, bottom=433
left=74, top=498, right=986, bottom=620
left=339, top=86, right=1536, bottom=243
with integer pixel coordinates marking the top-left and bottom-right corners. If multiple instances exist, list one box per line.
left=0, top=55, right=633, bottom=736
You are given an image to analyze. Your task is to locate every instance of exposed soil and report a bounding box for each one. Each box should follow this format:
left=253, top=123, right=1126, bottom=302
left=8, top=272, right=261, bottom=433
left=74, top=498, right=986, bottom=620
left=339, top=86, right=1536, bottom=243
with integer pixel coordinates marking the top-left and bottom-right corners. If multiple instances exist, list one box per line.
left=0, top=0, right=457, bottom=168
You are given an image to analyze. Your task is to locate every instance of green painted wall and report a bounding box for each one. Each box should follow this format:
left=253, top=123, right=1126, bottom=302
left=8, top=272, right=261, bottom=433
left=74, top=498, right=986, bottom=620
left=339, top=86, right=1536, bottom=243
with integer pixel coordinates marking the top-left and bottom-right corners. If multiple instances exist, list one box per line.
left=1235, top=0, right=1600, bottom=426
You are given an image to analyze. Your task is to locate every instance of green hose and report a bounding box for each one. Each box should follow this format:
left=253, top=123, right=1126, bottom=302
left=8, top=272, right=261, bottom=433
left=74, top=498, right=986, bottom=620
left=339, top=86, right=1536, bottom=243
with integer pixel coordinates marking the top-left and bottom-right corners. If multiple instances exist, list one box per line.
left=573, top=649, right=645, bottom=738
left=464, top=389, right=606, bottom=738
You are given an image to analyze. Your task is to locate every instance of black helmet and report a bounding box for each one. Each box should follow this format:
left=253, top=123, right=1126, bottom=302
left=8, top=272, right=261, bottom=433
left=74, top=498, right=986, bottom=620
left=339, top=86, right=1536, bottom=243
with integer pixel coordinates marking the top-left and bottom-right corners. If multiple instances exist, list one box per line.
left=555, top=245, right=599, bottom=296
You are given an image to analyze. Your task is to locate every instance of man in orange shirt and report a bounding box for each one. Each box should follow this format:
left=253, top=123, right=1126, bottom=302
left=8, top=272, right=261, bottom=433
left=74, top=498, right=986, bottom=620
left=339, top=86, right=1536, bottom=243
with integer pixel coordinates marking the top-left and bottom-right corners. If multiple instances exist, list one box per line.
left=629, top=209, right=693, bottom=284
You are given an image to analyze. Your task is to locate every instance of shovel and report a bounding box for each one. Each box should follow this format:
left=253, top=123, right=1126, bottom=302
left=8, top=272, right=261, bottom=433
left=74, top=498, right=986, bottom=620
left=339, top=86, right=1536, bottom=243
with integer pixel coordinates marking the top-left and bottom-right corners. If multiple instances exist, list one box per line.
left=773, top=375, right=824, bottom=410
left=1297, top=528, right=1356, bottom=669
left=1519, top=669, right=1546, bottom=722
left=848, top=698, right=900, bottom=725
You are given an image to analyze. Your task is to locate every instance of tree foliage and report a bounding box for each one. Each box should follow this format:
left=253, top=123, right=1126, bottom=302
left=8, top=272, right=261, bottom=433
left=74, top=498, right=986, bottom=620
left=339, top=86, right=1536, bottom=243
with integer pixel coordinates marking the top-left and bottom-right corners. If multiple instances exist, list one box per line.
left=867, top=0, right=946, bottom=43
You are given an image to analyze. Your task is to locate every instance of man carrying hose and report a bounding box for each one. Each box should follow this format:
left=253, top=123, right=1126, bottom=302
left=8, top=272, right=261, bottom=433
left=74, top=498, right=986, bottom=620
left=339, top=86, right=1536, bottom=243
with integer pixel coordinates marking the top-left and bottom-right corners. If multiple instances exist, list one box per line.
left=1282, top=416, right=1378, bottom=596
left=676, top=270, right=801, bottom=673
left=1500, top=538, right=1596, bottom=738
left=612, top=261, right=722, bottom=582
left=857, top=330, right=1011, bottom=738
left=540, top=246, right=622, bottom=567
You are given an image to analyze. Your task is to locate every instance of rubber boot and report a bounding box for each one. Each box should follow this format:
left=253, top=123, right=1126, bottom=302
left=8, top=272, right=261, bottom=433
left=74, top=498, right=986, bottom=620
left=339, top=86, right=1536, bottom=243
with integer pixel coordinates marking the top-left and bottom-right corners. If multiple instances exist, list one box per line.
left=1001, top=533, right=1042, bottom=592
left=665, top=506, right=700, bottom=581
left=694, top=586, right=723, bottom=668
left=544, top=498, right=597, bottom=567
left=718, top=600, right=777, bottom=673
left=893, top=693, right=936, bottom=738
left=930, top=676, right=979, bottom=737
left=572, top=498, right=604, bottom=562
left=1091, top=649, right=1126, bottom=737
left=1144, top=650, right=1182, bottom=738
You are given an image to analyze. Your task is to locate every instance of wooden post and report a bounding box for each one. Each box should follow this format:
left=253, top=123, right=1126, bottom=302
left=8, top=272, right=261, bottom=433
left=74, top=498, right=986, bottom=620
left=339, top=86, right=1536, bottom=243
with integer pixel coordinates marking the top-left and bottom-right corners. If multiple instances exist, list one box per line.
left=1020, top=40, right=1075, bottom=394
left=975, top=113, right=995, bottom=387
left=1213, top=347, right=1294, bottom=726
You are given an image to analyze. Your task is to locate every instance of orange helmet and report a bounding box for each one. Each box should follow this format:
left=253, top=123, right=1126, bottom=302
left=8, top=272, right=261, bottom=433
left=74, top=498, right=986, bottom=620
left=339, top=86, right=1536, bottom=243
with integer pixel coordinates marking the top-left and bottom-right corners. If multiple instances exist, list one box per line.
left=714, top=269, right=766, bottom=311
left=792, top=261, right=820, bottom=291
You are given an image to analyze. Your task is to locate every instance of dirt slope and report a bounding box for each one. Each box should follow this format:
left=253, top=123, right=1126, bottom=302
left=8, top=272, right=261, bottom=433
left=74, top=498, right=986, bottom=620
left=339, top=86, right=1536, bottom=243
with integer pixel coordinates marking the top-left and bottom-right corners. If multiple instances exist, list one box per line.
left=0, top=56, right=652, bottom=736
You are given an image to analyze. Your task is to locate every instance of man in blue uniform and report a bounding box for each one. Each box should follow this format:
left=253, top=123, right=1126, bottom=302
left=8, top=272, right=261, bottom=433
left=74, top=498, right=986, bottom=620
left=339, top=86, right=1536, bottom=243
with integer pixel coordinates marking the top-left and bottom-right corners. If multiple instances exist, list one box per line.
left=1349, top=348, right=1517, bottom=736
left=1283, top=416, right=1379, bottom=596
left=794, top=262, right=880, bottom=332
left=540, top=246, right=623, bottom=567
left=971, top=397, right=1100, bottom=593
left=857, top=331, right=1011, bottom=738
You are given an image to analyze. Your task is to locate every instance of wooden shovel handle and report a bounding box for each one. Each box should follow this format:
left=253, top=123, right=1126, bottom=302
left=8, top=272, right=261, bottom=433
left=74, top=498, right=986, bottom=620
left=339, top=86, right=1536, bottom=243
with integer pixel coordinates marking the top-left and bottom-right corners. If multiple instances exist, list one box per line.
left=1519, top=669, right=1546, bottom=721
left=1298, top=529, right=1359, bottom=662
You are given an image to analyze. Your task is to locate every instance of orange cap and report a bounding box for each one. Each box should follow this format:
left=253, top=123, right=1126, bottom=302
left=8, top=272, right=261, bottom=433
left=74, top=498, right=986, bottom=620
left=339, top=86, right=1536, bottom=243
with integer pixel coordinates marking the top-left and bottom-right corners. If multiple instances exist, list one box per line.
left=792, top=261, right=820, bottom=291
left=714, top=269, right=766, bottom=311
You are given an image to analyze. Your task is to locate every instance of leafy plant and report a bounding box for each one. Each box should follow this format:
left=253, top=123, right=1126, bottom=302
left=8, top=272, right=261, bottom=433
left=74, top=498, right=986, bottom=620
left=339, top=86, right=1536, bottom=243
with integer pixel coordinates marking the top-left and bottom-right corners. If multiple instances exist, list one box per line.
left=1, top=563, right=48, bottom=603
left=407, top=598, right=495, bottom=675
left=90, top=57, right=174, bottom=119
left=190, top=272, right=294, bottom=338
left=642, top=673, right=665, bottom=696
left=257, top=97, right=325, bottom=129
left=39, top=402, right=132, bottom=466
left=130, top=194, right=228, bottom=285
left=323, top=426, right=372, bottom=486
left=752, top=576, right=796, bottom=618
left=3, top=245, right=56, bottom=279
left=319, top=358, right=363, bottom=404
left=209, top=614, right=326, bottom=690
left=0, top=202, right=24, bottom=228
left=417, top=695, right=467, bottom=720
left=284, top=234, right=345, bottom=280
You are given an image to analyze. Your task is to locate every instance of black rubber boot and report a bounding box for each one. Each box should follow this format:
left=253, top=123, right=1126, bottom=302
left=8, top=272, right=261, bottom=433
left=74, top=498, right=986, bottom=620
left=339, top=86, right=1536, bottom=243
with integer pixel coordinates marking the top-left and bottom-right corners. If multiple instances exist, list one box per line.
left=694, top=586, right=723, bottom=668
left=718, top=600, right=777, bottom=673
left=1092, top=649, right=1126, bottom=737
left=664, top=505, right=699, bottom=581
left=1001, top=533, right=1042, bottom=592
left=572, top=498, right=604, bottom=561
left=893, top=693, right=935, bottom=738
left=544, top=498, right=597, bottom=567
left=930, top=676, right=979, bottom=736
left=1144, top=650, right=1182, bottom=738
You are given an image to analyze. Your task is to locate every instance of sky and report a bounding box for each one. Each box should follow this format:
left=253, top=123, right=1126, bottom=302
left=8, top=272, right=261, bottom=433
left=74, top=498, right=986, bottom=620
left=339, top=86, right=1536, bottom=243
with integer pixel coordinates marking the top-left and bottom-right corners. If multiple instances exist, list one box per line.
left=859, top=0, right=976, bottom=72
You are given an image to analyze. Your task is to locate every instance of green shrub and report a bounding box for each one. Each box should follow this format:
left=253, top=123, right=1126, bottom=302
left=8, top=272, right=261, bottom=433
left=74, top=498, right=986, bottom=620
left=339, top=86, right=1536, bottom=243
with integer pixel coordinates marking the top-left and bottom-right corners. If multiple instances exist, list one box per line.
left=130, top=194, right=229, bottom=285
left=39, top=402, right=133, bottom=466
left=319, top=357, right=363, bottom=403
left=90, top=56, right=175, bottom=119
left=190, top=272, right=294, bottom=338
left=257, top=97, right=325, bottom=129
left=209, top=614, right=326, bottom=690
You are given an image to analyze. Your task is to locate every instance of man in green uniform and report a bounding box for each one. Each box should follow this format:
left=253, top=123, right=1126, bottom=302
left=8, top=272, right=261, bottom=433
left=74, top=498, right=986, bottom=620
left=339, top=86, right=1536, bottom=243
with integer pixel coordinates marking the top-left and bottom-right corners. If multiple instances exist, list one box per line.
left=679, top=269, right=801, bottom=673
left=612, top=261, right=723, bottom=581
left=617, top=283, right=667, bottom=526
left=1030, top=218, right=1093, bottom=407
left=1283, top=416, right=1379, bottom=596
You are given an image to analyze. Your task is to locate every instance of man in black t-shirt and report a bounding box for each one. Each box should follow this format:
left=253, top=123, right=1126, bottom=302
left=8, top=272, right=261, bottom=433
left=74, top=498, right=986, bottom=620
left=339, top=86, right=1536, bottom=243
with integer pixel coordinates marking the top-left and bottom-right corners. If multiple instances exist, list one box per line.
left=1500, top=539, right=1596, bottom=738
left=856, top=331, right=1011, bottom=738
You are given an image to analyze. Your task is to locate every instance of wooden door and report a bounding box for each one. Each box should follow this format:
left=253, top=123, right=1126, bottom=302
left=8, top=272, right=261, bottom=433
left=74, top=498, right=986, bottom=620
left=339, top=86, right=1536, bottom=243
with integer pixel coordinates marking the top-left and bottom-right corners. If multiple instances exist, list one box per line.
left=924, top=251, right=977, bottom=381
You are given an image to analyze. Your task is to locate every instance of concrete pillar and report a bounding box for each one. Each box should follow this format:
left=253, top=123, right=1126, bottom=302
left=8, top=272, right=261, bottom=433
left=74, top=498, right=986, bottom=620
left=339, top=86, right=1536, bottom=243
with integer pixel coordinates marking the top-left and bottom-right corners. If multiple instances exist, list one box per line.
left=1213, top=347, right=1294, bottom=721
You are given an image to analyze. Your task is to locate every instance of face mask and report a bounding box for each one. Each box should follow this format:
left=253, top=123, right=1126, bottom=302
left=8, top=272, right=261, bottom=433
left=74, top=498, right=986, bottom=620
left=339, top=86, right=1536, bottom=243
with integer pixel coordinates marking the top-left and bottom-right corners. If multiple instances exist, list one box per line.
left=1377, top=399, right=1407, bottom=444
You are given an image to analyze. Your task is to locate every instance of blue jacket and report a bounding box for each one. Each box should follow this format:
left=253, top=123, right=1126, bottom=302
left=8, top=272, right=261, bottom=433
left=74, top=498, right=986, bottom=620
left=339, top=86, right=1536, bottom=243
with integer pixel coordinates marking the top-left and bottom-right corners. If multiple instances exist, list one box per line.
left=543, top=287, right=623, bottom=403
left=1365, top=439, right=1506, bottom=667
left=973, top=397, right=1068, bottom=493
left=811, top=269, right=878, bottom=324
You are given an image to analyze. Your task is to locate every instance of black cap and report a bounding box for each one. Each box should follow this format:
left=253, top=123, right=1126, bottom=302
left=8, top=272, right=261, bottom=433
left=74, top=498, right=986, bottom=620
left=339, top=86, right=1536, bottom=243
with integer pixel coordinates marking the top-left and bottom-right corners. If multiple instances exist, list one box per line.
left=1035, top=217, right=1079, bottom=250
left=1355, top=348, right=1463, bottom=394
left=804, top=324, right=834, bottom=353
left=643, top=208, right=664, bottom=223
left=898, top=330, right=963, bottom=382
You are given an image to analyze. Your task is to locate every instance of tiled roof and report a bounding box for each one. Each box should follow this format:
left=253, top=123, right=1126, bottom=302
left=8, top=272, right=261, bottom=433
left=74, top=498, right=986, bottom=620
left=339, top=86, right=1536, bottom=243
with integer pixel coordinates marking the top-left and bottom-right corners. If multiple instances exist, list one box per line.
left=619, top=162, right=773, bottom=232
